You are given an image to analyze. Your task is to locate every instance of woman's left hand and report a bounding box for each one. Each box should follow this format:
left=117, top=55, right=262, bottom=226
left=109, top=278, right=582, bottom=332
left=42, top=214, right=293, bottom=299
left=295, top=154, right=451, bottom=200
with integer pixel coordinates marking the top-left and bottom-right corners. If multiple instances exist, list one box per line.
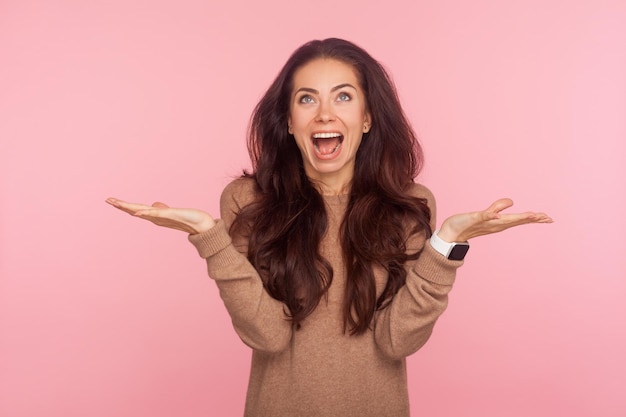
left=437, top=198, right=553, bottom=242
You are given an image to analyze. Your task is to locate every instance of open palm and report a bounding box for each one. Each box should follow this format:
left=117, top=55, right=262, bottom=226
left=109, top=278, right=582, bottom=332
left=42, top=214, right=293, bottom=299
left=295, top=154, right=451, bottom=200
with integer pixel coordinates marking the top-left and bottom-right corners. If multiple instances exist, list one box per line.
left=105, top=198, right=216, bottom=234
left=438, top=198, right=553, bottom=242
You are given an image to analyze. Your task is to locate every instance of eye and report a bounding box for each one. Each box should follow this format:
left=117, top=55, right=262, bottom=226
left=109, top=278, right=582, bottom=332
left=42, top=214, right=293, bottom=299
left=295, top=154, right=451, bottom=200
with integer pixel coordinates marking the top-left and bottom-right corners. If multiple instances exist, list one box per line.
left=337, top=92, right=352, bottom=102
left=298, top=94, right=315, bottom=104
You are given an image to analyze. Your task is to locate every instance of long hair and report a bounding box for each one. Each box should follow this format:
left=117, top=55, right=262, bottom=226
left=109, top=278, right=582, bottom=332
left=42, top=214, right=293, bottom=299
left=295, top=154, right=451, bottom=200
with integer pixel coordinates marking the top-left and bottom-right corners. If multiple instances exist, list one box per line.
left=231, top=38, right=432, bottom=334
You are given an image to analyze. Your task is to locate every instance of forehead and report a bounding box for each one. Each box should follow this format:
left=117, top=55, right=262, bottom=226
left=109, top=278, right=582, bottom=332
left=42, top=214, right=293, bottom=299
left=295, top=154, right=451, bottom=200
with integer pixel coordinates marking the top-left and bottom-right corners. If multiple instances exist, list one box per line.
left=292, top=58, right=361, bottom=90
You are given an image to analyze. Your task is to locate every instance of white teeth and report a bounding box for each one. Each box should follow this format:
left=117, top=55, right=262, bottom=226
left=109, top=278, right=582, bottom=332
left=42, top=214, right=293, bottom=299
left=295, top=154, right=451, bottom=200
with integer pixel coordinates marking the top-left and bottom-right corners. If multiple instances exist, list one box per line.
left=312, top=132, right=342, bottom=139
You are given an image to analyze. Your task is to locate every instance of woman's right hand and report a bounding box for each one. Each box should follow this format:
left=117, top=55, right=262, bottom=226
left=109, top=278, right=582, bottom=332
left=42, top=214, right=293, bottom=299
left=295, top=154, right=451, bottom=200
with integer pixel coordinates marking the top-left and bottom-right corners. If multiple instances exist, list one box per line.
left=105, top=198, right=216, bottom=235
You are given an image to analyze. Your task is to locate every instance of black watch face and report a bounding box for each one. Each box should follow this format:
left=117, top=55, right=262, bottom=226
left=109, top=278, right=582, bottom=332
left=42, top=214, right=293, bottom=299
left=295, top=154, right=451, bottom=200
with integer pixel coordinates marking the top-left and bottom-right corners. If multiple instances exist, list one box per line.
left=448, top=244, right=469, bottom=260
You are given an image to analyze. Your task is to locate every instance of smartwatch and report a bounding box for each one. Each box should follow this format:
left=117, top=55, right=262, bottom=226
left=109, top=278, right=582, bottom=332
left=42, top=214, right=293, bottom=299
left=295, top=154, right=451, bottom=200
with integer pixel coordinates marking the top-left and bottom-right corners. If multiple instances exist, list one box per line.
left=430, top=230, right=470, bottom=261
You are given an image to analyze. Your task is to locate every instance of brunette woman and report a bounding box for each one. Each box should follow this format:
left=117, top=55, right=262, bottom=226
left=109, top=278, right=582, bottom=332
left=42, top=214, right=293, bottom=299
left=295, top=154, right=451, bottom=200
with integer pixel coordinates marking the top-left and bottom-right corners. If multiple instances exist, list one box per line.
left=107, top=38, right=552, bottom=417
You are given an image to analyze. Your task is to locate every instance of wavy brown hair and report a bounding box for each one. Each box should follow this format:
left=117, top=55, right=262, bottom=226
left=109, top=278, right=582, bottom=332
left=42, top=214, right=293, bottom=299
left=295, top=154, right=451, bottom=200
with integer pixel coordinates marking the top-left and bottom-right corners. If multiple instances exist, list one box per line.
left=231, top=38, right=432, bottom=334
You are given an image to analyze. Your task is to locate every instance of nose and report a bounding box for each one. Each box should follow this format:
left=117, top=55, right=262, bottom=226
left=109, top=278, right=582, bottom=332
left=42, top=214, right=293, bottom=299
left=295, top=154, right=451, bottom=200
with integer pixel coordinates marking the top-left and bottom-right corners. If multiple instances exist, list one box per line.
left=315, top=100, right=335, bottom=123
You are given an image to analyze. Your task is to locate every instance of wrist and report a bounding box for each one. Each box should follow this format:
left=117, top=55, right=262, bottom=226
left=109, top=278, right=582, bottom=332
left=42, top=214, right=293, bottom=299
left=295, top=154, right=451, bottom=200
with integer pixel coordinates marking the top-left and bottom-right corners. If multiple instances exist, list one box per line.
left=436, top=227, right=461, bottom=243
left=430, top=230, right=470, bottom=260
left=192, top=218, right=217, bottom=234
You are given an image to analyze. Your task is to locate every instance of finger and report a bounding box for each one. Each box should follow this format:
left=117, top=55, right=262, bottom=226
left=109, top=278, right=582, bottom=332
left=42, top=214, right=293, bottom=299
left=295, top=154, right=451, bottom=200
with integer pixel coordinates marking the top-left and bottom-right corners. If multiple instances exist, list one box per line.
left=493, top=212, right=554, bottom=229
left=133, top=207, right=185, bottom=222
left=106, top=198, right=152, bottom=215
left=133, top=208, right=167, bottom=218
left=479, top=211, right=501, bottom=221
left=529, top=213, right=554, bottom=223
left=152, top=202, right=170, bottom=209
left=485, top=198, right=514, bottom=214
left=115, top=201, right=154, bottom=212
left=131, top=210, right=198, bottom=233
left=105, top=197, right=126, bottom=208
left=518, top=212, right=554, bottom=222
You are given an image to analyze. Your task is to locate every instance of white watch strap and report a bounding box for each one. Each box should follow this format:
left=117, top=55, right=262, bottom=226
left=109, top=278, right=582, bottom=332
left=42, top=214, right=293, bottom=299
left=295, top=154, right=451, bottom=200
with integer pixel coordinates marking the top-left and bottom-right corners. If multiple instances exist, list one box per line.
left=430, top=229, right=454, bottom=257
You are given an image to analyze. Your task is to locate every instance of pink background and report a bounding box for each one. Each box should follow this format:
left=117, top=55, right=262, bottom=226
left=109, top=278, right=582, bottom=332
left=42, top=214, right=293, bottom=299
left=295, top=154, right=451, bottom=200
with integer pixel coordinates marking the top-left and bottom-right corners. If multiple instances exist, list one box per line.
left=1, top=0, right=625, bottom=416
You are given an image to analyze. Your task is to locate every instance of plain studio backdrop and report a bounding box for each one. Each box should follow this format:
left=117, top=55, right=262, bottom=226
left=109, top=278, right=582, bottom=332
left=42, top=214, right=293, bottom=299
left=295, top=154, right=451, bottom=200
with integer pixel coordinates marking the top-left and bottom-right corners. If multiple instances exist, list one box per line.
left=1, top=1, right=624, bottom=416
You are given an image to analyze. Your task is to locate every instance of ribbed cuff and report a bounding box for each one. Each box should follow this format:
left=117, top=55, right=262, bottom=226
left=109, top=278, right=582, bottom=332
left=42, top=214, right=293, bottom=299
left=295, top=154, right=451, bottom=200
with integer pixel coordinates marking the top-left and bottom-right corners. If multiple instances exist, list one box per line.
left=187, top=219, right=232, bottom=259
left=415, top=242, right=464, bottom=286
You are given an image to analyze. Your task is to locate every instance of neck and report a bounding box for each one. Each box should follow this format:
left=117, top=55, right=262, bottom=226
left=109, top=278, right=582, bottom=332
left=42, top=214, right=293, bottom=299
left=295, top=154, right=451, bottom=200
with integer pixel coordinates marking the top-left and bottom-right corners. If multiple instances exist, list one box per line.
left=309, top=177, right=352, bottom=196
left=304, top=167, right=354, bottom=196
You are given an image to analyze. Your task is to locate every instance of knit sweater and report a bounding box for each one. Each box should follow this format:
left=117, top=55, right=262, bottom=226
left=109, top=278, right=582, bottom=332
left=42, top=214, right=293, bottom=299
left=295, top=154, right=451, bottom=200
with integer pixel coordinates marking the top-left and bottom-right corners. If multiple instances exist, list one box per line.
left=188, top=178, right=462, bottom=417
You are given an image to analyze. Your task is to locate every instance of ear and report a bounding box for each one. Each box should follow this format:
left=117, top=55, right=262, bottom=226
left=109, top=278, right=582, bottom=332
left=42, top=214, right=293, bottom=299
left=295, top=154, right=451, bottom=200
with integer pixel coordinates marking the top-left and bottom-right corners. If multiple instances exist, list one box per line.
left=288, top=117, right=293, bottom=134
left=363, top=112, right=372, bottom=133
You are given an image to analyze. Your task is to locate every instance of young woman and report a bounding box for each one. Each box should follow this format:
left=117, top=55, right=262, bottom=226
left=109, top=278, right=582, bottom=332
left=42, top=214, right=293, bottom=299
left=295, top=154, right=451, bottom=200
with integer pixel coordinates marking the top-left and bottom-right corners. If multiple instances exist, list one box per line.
left=107, top=38, right=552, bottom=417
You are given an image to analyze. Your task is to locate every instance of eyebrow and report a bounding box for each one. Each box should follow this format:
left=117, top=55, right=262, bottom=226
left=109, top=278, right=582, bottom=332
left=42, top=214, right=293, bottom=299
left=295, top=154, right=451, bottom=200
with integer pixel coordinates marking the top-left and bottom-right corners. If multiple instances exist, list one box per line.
left=294, top=83, right=358, bottom=95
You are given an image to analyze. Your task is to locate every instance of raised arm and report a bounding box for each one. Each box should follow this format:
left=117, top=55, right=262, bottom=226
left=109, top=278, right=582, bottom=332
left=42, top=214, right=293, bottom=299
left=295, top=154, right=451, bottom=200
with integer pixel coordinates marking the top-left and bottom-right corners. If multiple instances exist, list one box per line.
left=373, top=186, right=553, bottom=359
left=186, top=179, right=294, bottom=352
left=105, top=187, right=293, bottom=353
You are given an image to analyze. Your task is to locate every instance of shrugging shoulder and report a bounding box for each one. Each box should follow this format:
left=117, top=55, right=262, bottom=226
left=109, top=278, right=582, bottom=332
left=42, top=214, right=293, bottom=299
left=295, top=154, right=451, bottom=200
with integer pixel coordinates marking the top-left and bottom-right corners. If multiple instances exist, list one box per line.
left=409, top=181, right=437, bottom=232
left=188, top=177, right=462, bottom=357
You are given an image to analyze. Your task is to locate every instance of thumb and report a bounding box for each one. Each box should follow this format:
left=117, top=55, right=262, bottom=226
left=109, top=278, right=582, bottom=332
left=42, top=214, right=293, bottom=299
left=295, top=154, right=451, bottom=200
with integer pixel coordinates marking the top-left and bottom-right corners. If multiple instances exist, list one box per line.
left=152, top=202, right=170, bottom=209
left=485, top=198, right=513, bottom=214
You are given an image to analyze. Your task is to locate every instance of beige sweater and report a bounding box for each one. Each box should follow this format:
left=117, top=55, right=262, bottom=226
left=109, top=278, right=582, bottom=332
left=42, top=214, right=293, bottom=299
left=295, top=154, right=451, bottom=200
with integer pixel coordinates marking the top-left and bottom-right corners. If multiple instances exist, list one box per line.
left=189, top=178, right=462, bottom=417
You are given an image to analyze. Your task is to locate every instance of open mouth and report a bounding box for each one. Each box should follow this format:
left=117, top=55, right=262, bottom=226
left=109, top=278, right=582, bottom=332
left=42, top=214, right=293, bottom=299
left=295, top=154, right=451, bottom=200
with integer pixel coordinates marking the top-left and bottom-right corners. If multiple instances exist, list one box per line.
left=312, top=132, right=343, bottom=156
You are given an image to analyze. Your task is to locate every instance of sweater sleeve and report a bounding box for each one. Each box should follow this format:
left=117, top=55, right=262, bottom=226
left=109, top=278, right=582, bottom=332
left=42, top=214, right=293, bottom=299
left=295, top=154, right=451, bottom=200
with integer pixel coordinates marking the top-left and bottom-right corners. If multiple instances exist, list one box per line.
left=373, top=183, right=462, bottom=359
left=188, top=179, right=293, bottom=353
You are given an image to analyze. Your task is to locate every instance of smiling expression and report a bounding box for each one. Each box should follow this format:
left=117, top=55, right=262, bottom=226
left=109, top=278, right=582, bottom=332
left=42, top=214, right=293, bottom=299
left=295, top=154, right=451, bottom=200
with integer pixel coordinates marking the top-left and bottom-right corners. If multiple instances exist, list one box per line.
left=288, top=58, right=371, bottom=195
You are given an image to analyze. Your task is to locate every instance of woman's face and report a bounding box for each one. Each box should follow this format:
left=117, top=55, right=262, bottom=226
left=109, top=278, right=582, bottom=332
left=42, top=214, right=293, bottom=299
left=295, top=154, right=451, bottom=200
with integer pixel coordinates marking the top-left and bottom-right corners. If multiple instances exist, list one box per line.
left=288, top=58, right=371, bottom=194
